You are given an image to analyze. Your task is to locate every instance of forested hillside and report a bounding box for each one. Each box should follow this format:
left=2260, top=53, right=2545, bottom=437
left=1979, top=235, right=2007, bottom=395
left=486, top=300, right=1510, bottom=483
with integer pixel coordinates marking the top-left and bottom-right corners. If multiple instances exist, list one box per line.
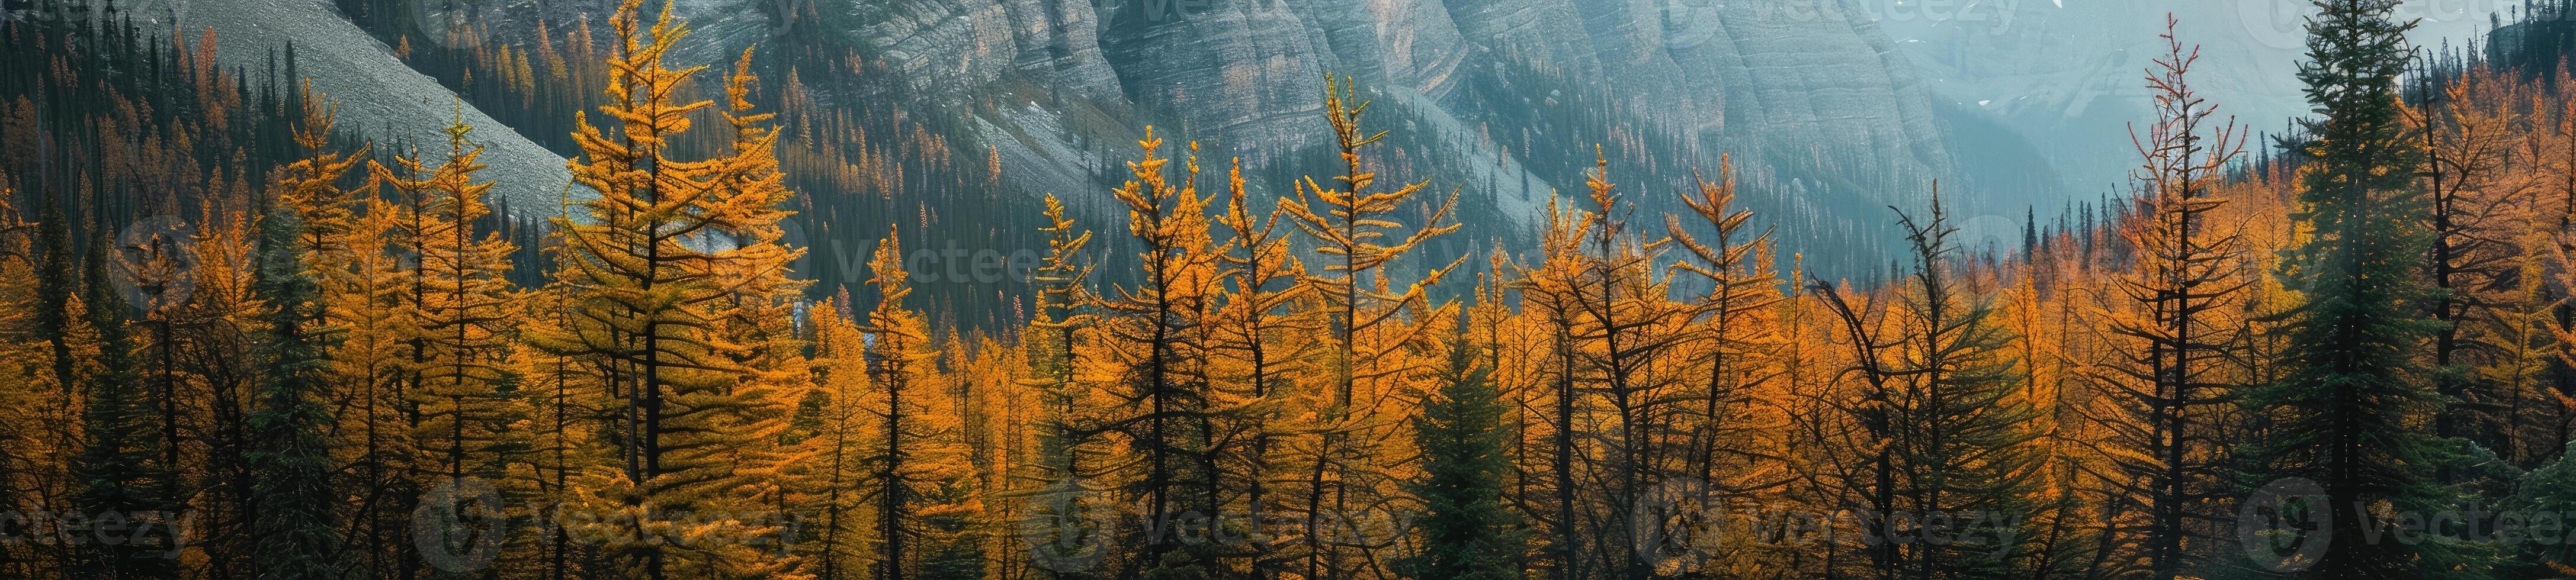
left=8, top=1, right=2576, bottom=579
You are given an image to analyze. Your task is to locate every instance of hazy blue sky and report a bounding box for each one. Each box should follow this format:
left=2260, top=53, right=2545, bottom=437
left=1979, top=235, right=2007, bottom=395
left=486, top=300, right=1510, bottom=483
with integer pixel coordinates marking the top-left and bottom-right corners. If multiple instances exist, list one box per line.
left=1876, top=0, right=2518, bottom=204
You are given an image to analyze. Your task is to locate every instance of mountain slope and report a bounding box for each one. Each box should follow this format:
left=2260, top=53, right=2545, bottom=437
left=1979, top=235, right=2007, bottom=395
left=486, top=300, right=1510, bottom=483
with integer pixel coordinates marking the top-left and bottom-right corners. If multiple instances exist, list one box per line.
left=643, top=0, right=1967, bottom=221
left=155, top=0, right=2026, bottom=286
left=128, top=0, right=569, bottom=211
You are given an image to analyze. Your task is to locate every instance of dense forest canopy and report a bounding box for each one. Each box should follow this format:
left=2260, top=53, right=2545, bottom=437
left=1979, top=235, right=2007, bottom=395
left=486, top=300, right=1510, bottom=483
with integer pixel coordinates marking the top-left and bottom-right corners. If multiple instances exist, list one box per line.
left=8, top=1, right=2576, bottom=579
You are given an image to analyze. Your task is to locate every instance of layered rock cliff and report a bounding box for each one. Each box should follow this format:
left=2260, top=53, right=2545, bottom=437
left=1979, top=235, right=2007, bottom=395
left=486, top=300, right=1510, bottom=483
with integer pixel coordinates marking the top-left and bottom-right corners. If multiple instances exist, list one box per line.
left=749, top=0, right=1962, bottom=221
left=135, top=0, right=1980, bottom=261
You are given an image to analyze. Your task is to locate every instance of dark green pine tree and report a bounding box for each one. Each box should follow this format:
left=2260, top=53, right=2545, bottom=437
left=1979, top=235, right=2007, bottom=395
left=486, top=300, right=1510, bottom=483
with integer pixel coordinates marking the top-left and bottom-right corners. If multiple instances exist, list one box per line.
left=35, top=194, right=77, bottom=398
left=2507, top=445, right=2576, bottom=575
left=1398, top=333, right=1522, bottom=580
left=1811, top=191, right=2044, bottom=580
left=72, top=216, right=177, bottom=579
left=2021, top=207, right=2038, bottom=263
left=2247, top=1, right=2460, bottom=577
left=1885, top=194, right=2044, bottom=579
left=243, top=207, right=342, bottom=579
left=916, top=482, right=989, bottom=580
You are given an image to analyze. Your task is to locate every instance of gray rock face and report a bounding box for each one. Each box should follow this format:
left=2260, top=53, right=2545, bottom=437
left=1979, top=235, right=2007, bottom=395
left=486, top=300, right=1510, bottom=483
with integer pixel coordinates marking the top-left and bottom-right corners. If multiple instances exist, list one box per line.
left=1692, top=2, right=1952, bottom=178
left=848, top=0, right=1019, bottom=99
left=826, top=0, right=1122, bottom=104
left=1438, top=0, right=1596, bottom=73
left=1098, top=0, right=1342, bottom=158
left=1101, top=0, right=1949, bottom=202
left=174, top=0, right=1961, bottom=224
left=997, top=0, right=1124, bottom=102
left=125, top=0, right=572, bottom=214
left=1297, top=0, right=1468, bottom=96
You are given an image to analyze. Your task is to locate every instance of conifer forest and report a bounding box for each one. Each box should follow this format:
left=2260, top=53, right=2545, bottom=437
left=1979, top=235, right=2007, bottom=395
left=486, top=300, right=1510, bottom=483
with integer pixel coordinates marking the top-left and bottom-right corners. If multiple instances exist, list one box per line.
left=14, top=0, right=2576, bottom=578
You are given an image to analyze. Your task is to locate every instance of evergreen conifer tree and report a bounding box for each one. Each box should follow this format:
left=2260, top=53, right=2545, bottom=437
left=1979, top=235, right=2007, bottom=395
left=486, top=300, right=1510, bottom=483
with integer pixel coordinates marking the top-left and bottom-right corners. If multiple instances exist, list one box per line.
left=1810, top=191, right=2044, bottom=579
left=2245, top=1, right=2456, bottom=576
left=34, top=194, right=75, bottom=398
left=260, top=90, right=372, bottom=579
left=1398, top=332, right=1520, bottom=580
left=245, top=205, right=344, bottom=580
left=73, top=210, right=177, bottom=579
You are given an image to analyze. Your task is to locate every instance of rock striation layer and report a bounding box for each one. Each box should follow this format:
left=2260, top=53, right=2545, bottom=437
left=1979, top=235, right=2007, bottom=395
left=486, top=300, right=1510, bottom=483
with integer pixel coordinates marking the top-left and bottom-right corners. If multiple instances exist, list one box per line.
left=131, top=0, right=1965, bottom=225
left=829, top=0, right=1957, bottom=212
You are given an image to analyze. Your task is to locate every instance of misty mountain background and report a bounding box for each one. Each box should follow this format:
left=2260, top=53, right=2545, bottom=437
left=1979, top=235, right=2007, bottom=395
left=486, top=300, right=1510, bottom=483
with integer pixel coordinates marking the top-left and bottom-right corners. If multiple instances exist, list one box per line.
left=87, top=0, right=2529, bottom=328
left=1885, top=0, right=2513, bottom=218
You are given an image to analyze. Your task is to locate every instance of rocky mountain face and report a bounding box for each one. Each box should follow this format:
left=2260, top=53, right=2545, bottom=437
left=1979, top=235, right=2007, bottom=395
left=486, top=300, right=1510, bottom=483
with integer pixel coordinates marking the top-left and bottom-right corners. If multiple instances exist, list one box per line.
left=810, top=0, right=1961, bottom=207
left=139, top=0, right=1987, bottom=270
